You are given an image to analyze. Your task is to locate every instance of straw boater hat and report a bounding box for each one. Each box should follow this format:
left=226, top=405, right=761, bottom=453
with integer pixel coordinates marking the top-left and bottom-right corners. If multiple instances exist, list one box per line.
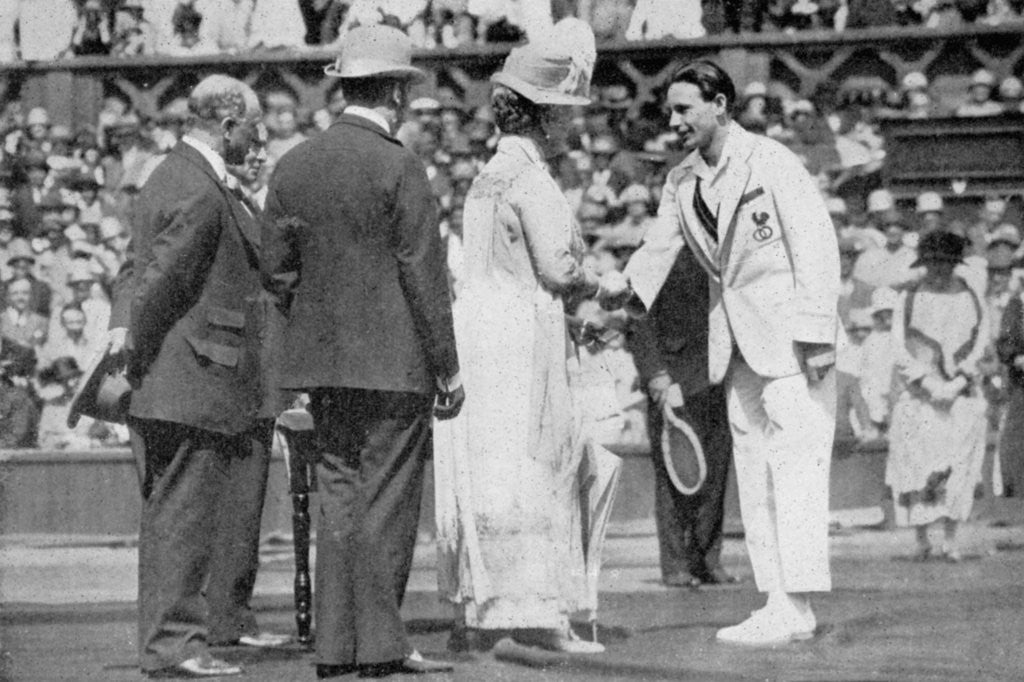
left=324, top=24, right=425, bottom=83
left=490, top=18, right=596, bottom=106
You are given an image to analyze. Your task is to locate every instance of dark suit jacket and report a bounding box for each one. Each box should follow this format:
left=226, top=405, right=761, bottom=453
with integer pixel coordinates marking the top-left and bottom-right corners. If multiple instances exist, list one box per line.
left=628, top=245, right=711, bottom=397
left=261, top=114, right=458, bottom=394
left=114, top=141, right=263, bottom=435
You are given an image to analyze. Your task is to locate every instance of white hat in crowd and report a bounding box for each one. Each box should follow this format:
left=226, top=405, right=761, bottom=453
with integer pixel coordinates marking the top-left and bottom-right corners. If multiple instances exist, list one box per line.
left=825, top=197, right=847, bottom=215
left=410, top=97, right=440, bottom=112
left=848, top=308, right=874, bottom=330
left=867, top=188, right=895, bottom=213
left=743, top=81, right=767, bottom=98
left=1000, top=76, right=1024, bottom=100
left=915, top=191, right=943, bottom=214
left=901, top=71, right=929, bottom=91
left=971, top=69, right=996, bottom=88
left=619, top=184, right=650, bottom=205
left=987, top=223, right=1022, bottom=248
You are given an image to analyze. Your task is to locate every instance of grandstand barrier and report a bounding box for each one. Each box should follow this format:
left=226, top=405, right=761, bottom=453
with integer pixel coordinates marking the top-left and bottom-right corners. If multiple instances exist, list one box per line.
left=0, top=439, right=890, bottom=538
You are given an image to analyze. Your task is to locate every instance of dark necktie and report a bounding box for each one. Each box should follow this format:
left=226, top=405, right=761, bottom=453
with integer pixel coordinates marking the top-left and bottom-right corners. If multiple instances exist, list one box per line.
left=228, top=183, right=257, bottom=216
left=692, top=177, right=718, bottom=244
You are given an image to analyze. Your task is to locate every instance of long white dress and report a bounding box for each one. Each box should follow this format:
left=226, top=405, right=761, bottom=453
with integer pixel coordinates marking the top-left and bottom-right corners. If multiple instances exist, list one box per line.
left=886, top=280, right=989, bottom=527
left=433, top=136, right=590, bottom=630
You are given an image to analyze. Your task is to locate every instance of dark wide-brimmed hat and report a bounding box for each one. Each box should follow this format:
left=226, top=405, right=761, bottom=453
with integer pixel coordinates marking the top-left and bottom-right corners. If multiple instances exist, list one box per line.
left=912, top=229, right=967, bottom=267
left=324, top=24, right=425, bottom=82
left=491, top=18, right=595, bottom=106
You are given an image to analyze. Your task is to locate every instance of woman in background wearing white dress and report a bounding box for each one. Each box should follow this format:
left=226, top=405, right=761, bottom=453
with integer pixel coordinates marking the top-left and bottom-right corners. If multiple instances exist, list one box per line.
left=886, top=230, right=989, bottom=561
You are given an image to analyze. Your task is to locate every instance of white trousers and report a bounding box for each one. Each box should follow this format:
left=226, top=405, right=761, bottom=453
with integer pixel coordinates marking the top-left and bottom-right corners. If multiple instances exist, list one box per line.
left=727, top=358, right=836, bottom=593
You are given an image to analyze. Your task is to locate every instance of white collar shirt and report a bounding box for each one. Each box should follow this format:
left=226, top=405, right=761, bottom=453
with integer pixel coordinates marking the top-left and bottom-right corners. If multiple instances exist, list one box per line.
left=181, top=134, right=227, bottom=183
left=344, top=106, right=390, bottom=135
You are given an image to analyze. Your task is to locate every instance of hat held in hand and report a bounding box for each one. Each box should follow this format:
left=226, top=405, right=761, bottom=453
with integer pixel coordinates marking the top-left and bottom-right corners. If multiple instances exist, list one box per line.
left=68, top=348, right=131, bottom=427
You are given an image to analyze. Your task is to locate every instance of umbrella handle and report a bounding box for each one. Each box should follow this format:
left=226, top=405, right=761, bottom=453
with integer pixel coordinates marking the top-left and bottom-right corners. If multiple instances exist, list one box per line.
left=591, top=619, right=598, bottom=643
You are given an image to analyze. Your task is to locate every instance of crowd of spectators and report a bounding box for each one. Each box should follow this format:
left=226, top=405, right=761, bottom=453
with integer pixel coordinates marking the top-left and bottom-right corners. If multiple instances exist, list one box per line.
left=0, top=23, right=1022, bottom=514
left=2, top=0, right=1024, bottom=63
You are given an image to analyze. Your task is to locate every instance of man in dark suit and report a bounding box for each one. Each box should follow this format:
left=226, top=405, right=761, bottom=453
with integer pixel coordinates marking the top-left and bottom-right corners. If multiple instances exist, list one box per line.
left=262, top=24, right=463, bottom=679
left=628, top=245, right=735, bottom=588
left=108, top=74, right=268, bottom=678
left=203, top=121, right=295, bottom=651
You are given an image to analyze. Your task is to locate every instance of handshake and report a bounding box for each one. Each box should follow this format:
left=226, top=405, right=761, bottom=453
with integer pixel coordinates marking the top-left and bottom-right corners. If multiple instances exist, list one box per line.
left=595, top=271, right=634, bottom=311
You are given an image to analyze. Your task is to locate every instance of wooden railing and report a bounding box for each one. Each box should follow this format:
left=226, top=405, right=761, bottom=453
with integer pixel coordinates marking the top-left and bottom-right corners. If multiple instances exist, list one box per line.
left=0, top=24, right=1022, bottom=135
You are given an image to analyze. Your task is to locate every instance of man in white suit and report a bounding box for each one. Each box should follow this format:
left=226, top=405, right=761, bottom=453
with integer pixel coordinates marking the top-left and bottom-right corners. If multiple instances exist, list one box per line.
left=599, top=60, right=840, bottom=645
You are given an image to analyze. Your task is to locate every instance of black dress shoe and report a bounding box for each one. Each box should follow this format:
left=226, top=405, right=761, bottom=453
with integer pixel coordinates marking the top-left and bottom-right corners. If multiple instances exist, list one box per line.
left=694, top=567, right=739, bottom=585
left=147, top=653, right=242, bottom=678
left=662, top=572, right=701, bottom=588
left=359, top=651, right=454, bottom=677
left=316, top=663, right=359, bottom=678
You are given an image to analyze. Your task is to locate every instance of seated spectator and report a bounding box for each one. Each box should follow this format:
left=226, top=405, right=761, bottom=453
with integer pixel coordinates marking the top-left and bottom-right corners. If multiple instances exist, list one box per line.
left=19, top=0, right=79, bottom=61
left=0, top=333, right=39, bottom=447
left=59, top=260, right=109, bottom=351
left=197, top=0, right=255, bottom=53
left=968, top=195, right=1010, bottom=256
left=998, top=76, right=1024, bottom=113
left=5, top=240, right=52, bottom=317
left=601, top=184, right=654, bottom=251
left=71, top=0, right=113, bottom=56
left=1, top=277, right=49, bottom=349
left=249, top=0, right=308, bottom=49
left=0, top=0, right=16, bottom=63
left=956, top=69, right=1004, bottom=117
left=626, top=0, right=705, bottom=40
left=0, top=206, right=14, bottom=281
left=111, top=1, right=156, bottom=56
left=915, top=191, right=946, bottom=235
left=982, top=0, right=1024, bottom=24
left=859, top=287, right=898, bottom=434
left=854, top=207, right=919, bottom=289
left=163, top=0, right=207, bottom=54
left=836, top=307, right=876, bottom=441
left=266, top=109, right=307, bottom=164
left=589, top=134, right=631, bottom=195
left=40, top=304, right=93, bottom=371
left=736, top=81, right=770, bottom=134
left=838, top=236, right=875, bottom=329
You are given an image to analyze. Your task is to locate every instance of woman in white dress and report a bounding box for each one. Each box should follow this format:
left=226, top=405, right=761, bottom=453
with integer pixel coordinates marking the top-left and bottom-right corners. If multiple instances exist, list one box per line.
left=433, top=19, right=605, bottom=653
left=886, top=230, right=989, bottom=561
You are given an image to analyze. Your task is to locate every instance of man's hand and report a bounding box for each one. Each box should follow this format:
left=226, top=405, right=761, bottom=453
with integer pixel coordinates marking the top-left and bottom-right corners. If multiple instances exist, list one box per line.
left=434, top=374, right=465, bottom=421
left=648, top=371, right=685, bottom=410
left=434, top=384, right=465, bottom=421
left=107, top=327, right=128, bottom=358
left=796, top=341, right=835, bottom=384
left=1015, top=354, right=1024, bottom=371
left=596, top=271, right=632, bottom=311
